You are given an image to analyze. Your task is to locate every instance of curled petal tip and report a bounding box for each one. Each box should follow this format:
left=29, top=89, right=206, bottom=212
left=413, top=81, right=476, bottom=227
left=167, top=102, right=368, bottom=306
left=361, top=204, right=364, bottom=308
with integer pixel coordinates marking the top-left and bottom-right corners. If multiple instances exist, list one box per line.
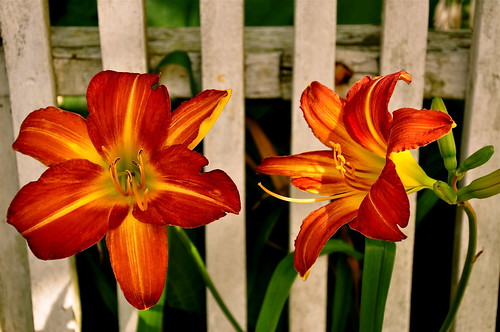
left=300, top=269, right=311, bottom=281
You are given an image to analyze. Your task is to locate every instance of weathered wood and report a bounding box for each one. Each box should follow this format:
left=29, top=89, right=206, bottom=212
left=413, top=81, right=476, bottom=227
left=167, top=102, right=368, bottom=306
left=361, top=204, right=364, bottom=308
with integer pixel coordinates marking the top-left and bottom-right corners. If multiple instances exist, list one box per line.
left=0, top=1, right=81, bottom=331
left=200, top=1, right=247, bottom=331
left=26, top=26, right=471, bottom=100
left=289, top=1, right=336, bottom=332
left=96, top=0, right=148, bottom=330
left=0, top=46, right=35, bottom=332
left=455, top=0, right=500, bottom=331
left=380, top=1, right=429, bottom=331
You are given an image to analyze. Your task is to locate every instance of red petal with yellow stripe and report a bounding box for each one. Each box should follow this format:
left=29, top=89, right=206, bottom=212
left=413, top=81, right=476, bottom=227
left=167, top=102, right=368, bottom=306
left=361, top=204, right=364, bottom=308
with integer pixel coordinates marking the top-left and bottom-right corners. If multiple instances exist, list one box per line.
left=166, top=89, right=231, bottom=149
left=133, top=145, right=241, bottom=227
left=294, top=193, right=362, bottom=277
left=13, top=107, right=102, bottom=166
left=343, top=71, right=411, bottom=156
left=388, top=108, right=455, bottom=154
left=349, top=158, right=409, bottom=241
left=86, top=71, right=171, bottom=158
left=106, top=213, right=168, bottom=310
left=7, top=159, right=129, bottom=259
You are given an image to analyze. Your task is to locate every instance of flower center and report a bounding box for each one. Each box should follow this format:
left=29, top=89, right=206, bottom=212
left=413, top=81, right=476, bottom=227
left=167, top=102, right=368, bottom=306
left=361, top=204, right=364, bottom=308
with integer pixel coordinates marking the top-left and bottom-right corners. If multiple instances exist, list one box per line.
left=108, top=149, right=149, bottom=211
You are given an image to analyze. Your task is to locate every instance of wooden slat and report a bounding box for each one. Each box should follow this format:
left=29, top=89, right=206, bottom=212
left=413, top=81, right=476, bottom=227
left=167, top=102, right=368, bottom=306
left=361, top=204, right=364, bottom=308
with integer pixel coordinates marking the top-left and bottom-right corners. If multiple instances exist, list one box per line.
left=455, top=0, right=500, bottom=330
left=199, top=0, right=246, bottom=331
left=0, top=43, right=35, bottom=332
left=290, top=1, right=336, bottom=331
left=97, top=0, right=147, bottom=72
left=0, top=1, right=81, bottom=331
left=380, top=1, right=429, bottom=331
left=40, top=26, right=471, bottom=100
left=96, top=0, right=148, bottom=330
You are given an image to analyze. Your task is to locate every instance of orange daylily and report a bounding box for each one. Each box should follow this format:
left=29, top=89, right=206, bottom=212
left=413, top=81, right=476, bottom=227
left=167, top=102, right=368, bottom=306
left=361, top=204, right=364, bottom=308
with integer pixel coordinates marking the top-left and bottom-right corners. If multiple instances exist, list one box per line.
left=256, top=71, right=454, bottom=278
left=7, top=71, right=241, bottom=309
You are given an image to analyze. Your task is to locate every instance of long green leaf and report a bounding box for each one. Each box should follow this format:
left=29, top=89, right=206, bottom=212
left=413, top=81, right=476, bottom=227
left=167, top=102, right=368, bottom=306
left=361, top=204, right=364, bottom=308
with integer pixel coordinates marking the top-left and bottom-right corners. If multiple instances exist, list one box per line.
left=330, top=257, right=354, bottom=332
left=358, top=238, right=396, bottom=332
left=255, top=239, right=363, bottom=332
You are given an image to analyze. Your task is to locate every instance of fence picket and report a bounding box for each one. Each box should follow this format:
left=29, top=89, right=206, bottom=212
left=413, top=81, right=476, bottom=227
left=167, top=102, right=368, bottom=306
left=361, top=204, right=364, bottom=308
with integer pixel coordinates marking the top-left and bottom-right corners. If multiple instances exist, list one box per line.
left=290, top=1, right=337, bottom=331
left=96, top=0, right=148, bottom=330
left=380, top=1, right=429, bottom=331
left=0, top=45, right=34, bottom=332
left=0, top=0, right=81, bottom=331
left=199, top=0, right=247, bottom=331
left=455, top=0, right=500, bottom=331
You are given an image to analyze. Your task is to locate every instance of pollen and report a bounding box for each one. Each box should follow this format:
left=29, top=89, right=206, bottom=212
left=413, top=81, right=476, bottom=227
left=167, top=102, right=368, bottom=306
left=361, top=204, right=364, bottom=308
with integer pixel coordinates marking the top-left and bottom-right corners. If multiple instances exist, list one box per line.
left=108, top=149, right=149, bottom=211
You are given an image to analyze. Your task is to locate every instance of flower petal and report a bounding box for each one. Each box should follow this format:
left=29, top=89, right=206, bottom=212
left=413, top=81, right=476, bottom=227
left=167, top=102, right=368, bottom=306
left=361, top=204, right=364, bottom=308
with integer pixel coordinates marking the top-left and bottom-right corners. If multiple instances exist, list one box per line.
left=343, top=71, right=412, bottom=156
left=13, top=107, right=103, bottom=166
left=392, top=150, right=436, bottom=192
left=257, top=151, right=340, bottom=179
left=86, top=71, right=171, bottom=159
left=165, top=89, right=231, bottom=149
left=387, top=108, right=455, bottom=154
left=349, top=158, right=409, bottom=241
left=7, top=159, right=128, bottom=259
left=294, top=194, right=362, bottom=277
left=291, top=176, right=350, bottom=196
left=106, top=213, right=167, bottom=310
left=300, top=82, right=346, bottom=148
left=133, top=146, right=240, bottom=227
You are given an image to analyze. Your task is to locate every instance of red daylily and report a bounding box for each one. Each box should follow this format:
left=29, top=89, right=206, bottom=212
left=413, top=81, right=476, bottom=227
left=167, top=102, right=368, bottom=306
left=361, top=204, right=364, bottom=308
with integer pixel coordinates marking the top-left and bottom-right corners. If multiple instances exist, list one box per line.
left=7, top=71, right=241, bottom=309
left=256, top=71, right=454, bottom=278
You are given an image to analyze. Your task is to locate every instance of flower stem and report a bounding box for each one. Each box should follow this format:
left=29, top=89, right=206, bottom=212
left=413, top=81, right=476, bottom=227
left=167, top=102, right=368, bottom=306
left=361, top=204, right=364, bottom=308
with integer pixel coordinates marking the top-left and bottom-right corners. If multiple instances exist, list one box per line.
left=171, top=226, right=244, bottom=332
left=439, top=201, right=478, bottom=332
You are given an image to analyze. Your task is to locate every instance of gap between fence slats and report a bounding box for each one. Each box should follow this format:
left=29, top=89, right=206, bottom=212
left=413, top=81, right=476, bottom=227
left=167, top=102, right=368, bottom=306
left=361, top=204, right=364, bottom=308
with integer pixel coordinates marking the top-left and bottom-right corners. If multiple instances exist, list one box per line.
left=0, top=0, right=81, bottom=331
left=290, top=1, right=337, bottom=331
left=96, top=0, right=149, bottom=330
left=380, top=1, right=429, bottom=331
left=455, top=0, right=500, bottom=331
left=200, top=0, right=247, bottom=331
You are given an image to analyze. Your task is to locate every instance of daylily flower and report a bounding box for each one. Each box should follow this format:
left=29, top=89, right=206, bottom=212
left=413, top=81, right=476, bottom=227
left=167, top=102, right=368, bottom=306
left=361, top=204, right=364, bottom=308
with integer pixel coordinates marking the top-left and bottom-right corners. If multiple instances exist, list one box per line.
left=7, top=71, right=241, bottom=309
left=256, top=71, right=454, bottom=278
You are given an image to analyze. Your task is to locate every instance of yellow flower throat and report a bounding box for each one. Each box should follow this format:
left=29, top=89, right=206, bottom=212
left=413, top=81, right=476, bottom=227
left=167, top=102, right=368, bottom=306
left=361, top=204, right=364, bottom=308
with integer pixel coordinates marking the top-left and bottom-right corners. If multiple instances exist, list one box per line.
left=108, top=149, right=149, bottom=211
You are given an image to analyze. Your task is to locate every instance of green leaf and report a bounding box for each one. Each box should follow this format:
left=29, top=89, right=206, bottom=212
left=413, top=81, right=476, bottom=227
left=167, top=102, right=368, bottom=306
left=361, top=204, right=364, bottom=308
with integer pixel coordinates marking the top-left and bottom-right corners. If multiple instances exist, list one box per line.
left=358, top=238, right=396, bottom=332
left=330, top=257, right=354, bottom=332
left=255, top=239, right=363, bottom=332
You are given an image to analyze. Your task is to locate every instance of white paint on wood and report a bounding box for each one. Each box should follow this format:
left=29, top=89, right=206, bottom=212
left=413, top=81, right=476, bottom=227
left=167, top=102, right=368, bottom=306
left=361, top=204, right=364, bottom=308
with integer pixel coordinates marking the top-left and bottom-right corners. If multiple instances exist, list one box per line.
left=97, top=0, right=148, bottom=72
left=455, top=0, right=500, bottom=331
left=200, top=1, right=246, bottom=331
left=96, top=0, right=148, bottom=329
left=380, top=1, right=429, bottom=331
left=290, top=1, right=336, bottom=331
left=0, top=1, right=81, bottom=331
left=0, top=50, right=34, bottom=331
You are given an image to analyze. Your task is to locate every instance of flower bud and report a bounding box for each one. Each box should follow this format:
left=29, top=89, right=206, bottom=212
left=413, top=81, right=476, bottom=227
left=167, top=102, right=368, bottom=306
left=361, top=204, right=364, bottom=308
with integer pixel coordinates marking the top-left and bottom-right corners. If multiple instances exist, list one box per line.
left=457, top=169, right=500, bottom=201
left=431, top=98, right=457, bottom=178
left=433, top=180, right=457, bottom=205
left=456, top=145, right=494, bottom=180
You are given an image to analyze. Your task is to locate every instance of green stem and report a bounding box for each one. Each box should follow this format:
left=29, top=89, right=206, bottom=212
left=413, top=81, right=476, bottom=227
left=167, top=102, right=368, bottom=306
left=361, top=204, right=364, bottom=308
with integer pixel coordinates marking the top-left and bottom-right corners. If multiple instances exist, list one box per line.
left=171, top=226, right=244, bottom=332
left=439, top=201, right=478, bottom=332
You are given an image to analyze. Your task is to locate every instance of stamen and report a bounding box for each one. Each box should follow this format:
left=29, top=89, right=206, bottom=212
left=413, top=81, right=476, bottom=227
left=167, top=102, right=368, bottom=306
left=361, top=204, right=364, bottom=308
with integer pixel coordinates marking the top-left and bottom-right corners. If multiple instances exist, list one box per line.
left=132, top=149, right=146, bottom=190
left=258, top=182, right=352, bottom=203
left=109, top=158, right=128, bottom=196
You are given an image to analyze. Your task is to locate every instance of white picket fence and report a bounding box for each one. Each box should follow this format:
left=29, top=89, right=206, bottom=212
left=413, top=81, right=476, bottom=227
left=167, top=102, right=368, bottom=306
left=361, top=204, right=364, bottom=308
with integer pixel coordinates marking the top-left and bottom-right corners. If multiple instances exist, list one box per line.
left=0, top=0, right=498, bottom=331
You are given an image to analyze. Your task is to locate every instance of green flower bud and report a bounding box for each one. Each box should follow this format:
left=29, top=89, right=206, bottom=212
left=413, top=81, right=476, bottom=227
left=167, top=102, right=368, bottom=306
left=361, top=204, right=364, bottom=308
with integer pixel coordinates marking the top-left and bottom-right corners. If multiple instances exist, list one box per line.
left=433, top=180, right=457, bottom=205
left=456, top=145, right=495, bottom=180
left=431, top=98, right=457, bottom=178
left=457, top=169, right=500, bottom=201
